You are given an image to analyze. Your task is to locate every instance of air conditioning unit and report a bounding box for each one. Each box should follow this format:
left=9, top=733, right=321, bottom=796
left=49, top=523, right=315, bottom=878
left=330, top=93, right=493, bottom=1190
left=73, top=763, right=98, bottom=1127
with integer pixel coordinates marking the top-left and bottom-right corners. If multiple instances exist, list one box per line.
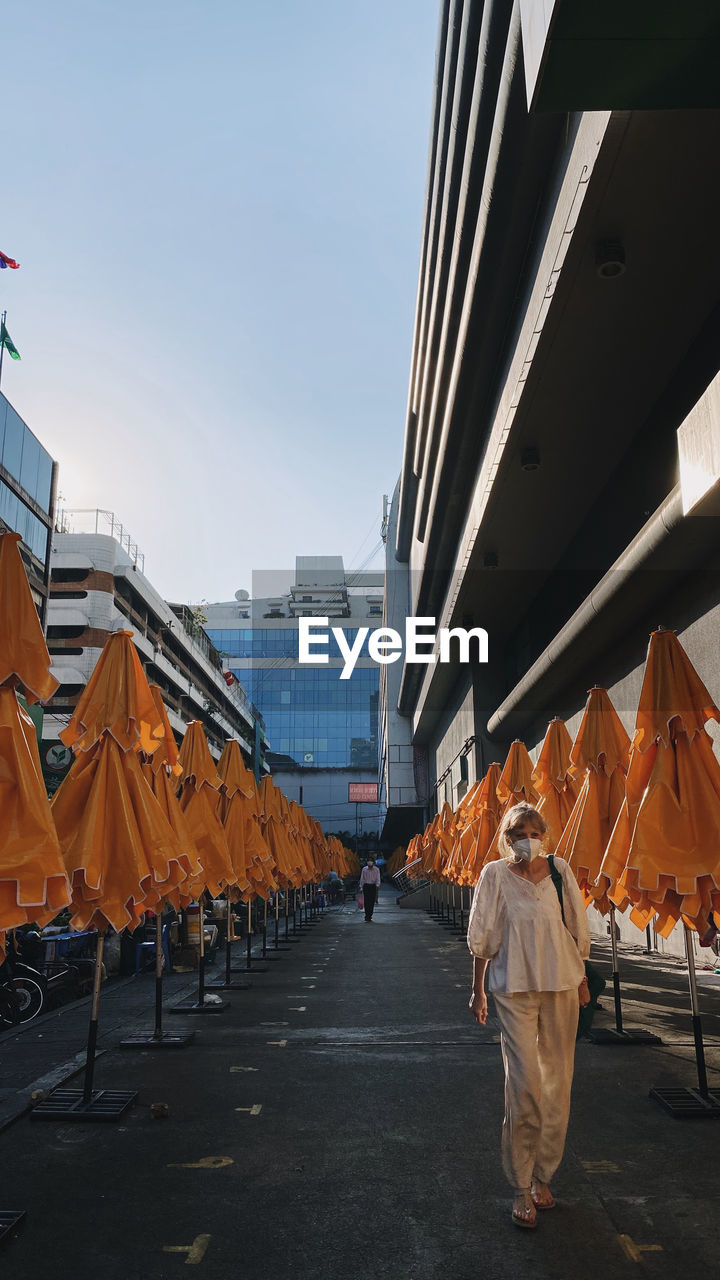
left=303, top=752, right=314, bottom=764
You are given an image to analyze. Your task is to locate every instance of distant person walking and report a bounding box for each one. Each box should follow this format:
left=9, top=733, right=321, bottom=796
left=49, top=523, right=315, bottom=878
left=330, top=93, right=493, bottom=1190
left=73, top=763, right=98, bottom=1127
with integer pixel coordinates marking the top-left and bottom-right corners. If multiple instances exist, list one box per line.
left=467, top=803, right=590, bottom=1230
left=358, top=859, right=381, bottom=922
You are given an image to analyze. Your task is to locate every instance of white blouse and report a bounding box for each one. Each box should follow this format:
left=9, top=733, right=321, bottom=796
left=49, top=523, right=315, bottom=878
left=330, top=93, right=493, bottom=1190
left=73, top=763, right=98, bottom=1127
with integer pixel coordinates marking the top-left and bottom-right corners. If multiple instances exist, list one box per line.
left=467, top=856, right=590, bottom=994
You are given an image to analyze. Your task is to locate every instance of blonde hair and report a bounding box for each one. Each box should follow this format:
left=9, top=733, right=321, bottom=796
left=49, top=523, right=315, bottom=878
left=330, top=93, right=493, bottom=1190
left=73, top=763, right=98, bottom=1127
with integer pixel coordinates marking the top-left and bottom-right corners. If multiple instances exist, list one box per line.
left=497, top=802, right=547, bottom=862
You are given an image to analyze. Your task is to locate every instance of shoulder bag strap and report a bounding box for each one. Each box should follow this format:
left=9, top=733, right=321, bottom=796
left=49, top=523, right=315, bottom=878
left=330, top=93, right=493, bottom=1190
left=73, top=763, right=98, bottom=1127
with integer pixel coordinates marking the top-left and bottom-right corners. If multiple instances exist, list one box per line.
left=547, top=854, right=566, bottom=925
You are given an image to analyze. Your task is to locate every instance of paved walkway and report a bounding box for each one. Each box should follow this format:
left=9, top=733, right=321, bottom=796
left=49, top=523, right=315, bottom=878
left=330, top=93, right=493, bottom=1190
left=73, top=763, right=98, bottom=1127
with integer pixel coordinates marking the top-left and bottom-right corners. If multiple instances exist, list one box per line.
left=2, top=897, right=720, bottom=1278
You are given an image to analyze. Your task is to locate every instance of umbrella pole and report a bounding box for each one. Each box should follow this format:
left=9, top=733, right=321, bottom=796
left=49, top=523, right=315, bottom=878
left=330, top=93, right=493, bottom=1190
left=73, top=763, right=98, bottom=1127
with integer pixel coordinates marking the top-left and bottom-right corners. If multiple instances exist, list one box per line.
left=609, top=906, right=624, bottom=1035
left=684, top=923, right=709, bottom=1098
left=154, top=912, right=164, bottom=1039
left=225, top=900, right=233, bottom=984
left=275, top=890, right=280, bottom=948
left=197, top=894, right=206, bottom=1006
left=82, top=932, right=105, bottom=1103
left=262, top=897, right=268, bottom=958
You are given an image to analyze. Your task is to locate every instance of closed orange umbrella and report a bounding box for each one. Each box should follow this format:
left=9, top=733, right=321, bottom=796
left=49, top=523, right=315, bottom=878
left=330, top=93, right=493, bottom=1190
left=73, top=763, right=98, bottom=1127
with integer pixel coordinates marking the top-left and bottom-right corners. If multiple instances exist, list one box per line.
left=0, top=531, right=58, bottom=703
left=143, top=686, right=202, bottom=909
left=554, top=688, right=656, bottom=1046
left=37, top=631, right=190, bottom=1116
left=258, top=775, right=298, bottom=889
left=218, top=740, right=275, bottom=900
left=0, top=690, right=69, bottom=935
left=457, top=763, right=502, bottom=884
left=177, top=723, right=236, bottom=899
left=533, top=718, right=580, bottom=849
left=444, top=781, right=484, bottom=885
left=173, top=722, right=239, bottom=1009
left=595, top=630, right=720, bottom=1110
left=557, top=689, right=630, bottom=909
left=0, top=531, right=69, bottom=957
left=484, top=740, right=538, bottom=866
left=51, top=636, right=191, bottom=932
left=122, top=685, right=203, bottom=1048
left=596, top=631, right=720, bottom=935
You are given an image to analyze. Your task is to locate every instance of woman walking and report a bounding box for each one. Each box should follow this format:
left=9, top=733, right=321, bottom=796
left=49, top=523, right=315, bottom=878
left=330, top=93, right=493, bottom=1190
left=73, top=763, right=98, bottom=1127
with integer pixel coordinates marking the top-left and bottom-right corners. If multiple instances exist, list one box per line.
left=467, top=803, right=590, bottom=1228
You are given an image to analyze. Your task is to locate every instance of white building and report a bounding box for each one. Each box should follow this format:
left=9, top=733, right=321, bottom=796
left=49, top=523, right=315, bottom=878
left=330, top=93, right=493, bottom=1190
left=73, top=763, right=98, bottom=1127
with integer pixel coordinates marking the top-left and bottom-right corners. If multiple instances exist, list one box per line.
left=43, top=511, right=266, bottom=777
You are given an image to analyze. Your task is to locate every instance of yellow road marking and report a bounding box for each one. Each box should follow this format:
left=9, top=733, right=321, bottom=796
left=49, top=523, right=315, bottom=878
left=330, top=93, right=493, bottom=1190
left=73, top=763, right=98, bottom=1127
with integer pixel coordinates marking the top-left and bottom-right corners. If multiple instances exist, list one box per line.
left=163, top=1234, right=211, bottom=1264
left=230, top=1067, right=258, bottom=1073
left=583, top=1160, right=621, bottom=1174
left=168, top=1156, right=233, bottom=1169
left=289, top=1006, right=307, bottom=1011
left=260, top=1021, right=289, bottom=1026
left=267, top=1039, right=287, bottom=1047
left=235, top=1105, right=262, bottom=1115
left=618, top=1235, right=663, bottom=1263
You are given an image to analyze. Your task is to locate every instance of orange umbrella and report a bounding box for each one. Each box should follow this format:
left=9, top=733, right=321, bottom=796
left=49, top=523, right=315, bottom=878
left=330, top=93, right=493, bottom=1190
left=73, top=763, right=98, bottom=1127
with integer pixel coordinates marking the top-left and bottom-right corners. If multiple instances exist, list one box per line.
left=177, top=723, right=236, bottom=899
left=0, top=691, right=69, bottom=935
left=557, top=689, right=630, bottom=910
left=39, top=631, right=190, bottom=1115
left=553, top=688, right=655, bottom=1045
left=174, top=721, right=240, bottom=1006
left=444, top=781, right=484, bottom=885
left=597, top=631, right=720, bottom=936
left=213, top=741, right=279, bottom=979
left=142, top=686, right=202, bottom=908
left=385, top=846, right=406, bottom=878
left=484, top=740, right=538, bottom=866
left=258, top=775, right=298, bottom=889
left=595, top=630, right=720, bottom=1109
left=533, top=718, right=580, bottom=849
left=121, top=685, right=204, bottom=1048
left=457, top=763, right=502, bottom=884
left=0, top=531, right=69, bottom=956
left=217, top=740, right=275, bottom=901
left=52, top=641, right=190, bottom=934
left=0, top=531, right=59, bottom=703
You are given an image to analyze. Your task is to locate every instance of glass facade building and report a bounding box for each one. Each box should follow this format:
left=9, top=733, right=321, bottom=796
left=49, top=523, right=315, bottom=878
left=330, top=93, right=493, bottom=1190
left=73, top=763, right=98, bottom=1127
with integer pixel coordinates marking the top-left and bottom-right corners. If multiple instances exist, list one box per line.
left=205, top=560, right=383, bottom=777
left=0, top=391, right=55, bottom=610
left=206, top=626, right=379, bottom=770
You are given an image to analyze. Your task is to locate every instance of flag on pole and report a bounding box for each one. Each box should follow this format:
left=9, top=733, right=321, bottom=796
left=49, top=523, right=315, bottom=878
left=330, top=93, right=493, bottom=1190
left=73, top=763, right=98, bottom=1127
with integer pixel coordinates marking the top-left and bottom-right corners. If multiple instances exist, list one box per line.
left=0, top=250, right=20, bottom=270
left=0, top=322, right=21, bottom=360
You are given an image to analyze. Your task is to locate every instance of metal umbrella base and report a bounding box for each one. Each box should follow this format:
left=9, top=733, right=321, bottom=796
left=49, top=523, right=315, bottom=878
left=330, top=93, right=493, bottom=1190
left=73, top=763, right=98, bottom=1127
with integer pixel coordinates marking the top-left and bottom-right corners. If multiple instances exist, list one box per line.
left=30, top=1088, right=137, bottom=1122
left=119, top=1029, right=195, bottom=1048
left=169, top=1000, right=230, bottom=1014
left=587, top=1027, right=661, bottom=1045
left=205, top=980, right=252, bottom=990
left=648, top=1087, right=720, bottom=1118
left=649, top=929, right=719, bottom=1118
left=0, top=1209, right=26, bottom=1247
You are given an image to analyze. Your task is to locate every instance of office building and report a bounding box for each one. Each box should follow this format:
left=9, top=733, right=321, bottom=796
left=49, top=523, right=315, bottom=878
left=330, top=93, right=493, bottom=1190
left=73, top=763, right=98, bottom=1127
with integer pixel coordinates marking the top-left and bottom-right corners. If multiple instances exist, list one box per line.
left=206, top=557, right=383, bottom=837
left=0, top=390, right=56, bottom=618
left=381, top=1, right=720, bottom=956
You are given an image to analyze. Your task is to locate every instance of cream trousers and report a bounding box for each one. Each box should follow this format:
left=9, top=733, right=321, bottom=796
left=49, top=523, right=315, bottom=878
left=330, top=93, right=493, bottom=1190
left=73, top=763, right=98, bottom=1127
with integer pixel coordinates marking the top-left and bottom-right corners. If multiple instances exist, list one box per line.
left=492, top=988, right=577, bottom=1191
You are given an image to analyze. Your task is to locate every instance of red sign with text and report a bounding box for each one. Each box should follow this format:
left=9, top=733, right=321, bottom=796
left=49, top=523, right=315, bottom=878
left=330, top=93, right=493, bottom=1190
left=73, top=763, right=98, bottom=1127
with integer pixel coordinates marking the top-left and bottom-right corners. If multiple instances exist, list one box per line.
left=348, top=782, right=378, bottom=803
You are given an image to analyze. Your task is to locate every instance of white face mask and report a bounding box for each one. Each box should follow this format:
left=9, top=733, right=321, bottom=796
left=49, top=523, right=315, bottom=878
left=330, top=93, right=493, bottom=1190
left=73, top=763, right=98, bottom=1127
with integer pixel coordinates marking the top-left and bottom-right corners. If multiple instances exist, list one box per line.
left=512, top=836, right=543, bottom=862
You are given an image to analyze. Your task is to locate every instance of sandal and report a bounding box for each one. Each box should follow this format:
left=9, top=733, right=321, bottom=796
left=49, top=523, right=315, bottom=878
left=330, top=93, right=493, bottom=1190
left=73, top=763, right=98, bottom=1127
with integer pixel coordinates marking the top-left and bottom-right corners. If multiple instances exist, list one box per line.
left=530, top=1179, right=555, bottom=1210
left=511, top=1191, right=537, bottom=1229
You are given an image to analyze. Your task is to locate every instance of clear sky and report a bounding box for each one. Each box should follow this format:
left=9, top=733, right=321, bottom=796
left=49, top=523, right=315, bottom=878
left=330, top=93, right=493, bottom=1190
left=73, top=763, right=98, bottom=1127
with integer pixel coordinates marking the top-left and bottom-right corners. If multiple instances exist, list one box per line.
left=2, top=1, right=439, bottom=603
